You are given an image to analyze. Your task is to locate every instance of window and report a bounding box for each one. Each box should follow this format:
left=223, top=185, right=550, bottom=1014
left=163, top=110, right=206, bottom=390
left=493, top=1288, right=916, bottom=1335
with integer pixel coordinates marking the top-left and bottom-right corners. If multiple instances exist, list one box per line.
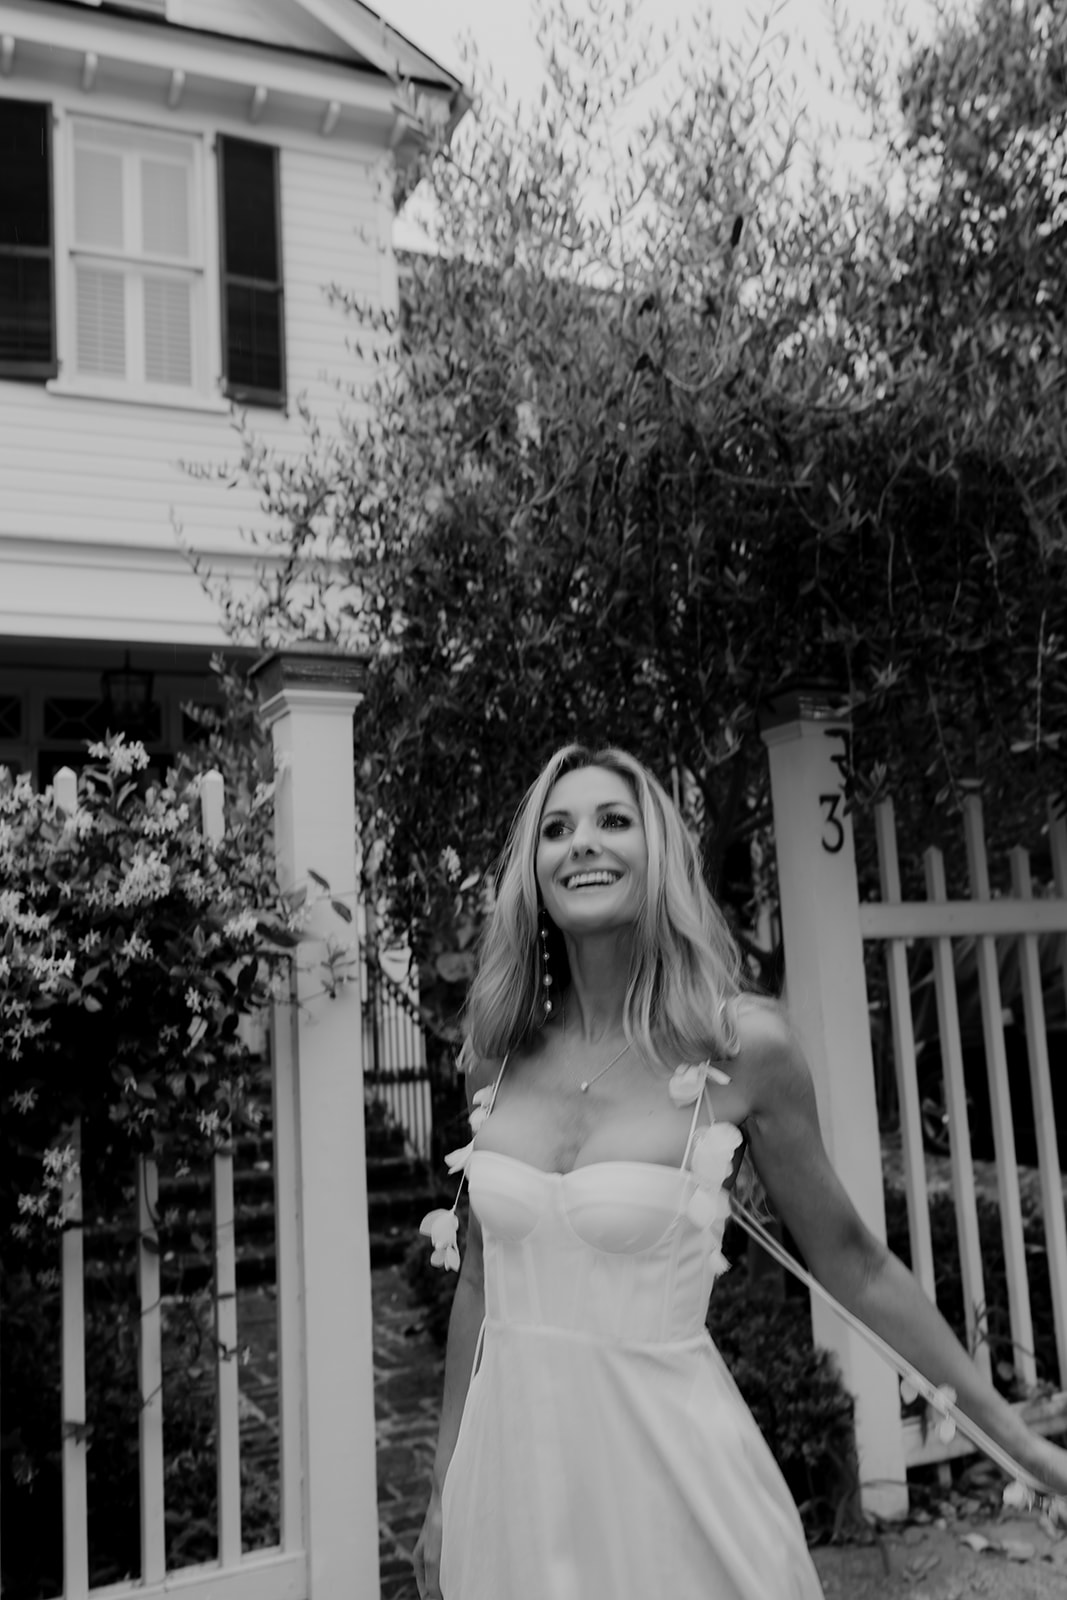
left=0, top=99, right=56, bottom=380
left=0, top=108, right=288, bottom=406
left=69, top=116, right=203, bottom=392
left=218, top=136, right=285, bottom=405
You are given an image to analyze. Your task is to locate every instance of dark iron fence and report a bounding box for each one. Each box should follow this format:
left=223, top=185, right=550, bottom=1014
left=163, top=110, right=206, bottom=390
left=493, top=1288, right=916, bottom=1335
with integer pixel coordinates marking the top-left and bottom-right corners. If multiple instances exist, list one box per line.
left=361, top=943, right=466, bottom=1169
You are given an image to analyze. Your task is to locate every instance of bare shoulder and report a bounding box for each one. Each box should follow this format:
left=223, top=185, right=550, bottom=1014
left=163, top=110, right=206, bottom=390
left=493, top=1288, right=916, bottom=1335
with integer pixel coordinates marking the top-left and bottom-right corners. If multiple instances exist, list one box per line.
left=462, top=1050, right=501, bottom=1111
left=731, top=994, right=812, bottom=1120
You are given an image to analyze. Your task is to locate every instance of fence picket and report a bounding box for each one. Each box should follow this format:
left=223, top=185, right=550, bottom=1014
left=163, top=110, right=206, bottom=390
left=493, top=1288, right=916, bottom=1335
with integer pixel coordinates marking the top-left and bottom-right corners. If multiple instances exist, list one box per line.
left=1010, top=847, right=1067, bottom=1385
left=196, top=773, right=243, bottom=1564
left=61, top=1120, right=89, bottom=1600
left=923, top=847, right=992, bottom=1379
left=214, top=1148, right=243, bottom=1564
left=136, top=1155, right=166, bottom=1584
left=962, top=797, right=1036, bottom=1390
left=875, top=801, right=936, bottom=1298
left=271, top=976, right=305, bottom=1554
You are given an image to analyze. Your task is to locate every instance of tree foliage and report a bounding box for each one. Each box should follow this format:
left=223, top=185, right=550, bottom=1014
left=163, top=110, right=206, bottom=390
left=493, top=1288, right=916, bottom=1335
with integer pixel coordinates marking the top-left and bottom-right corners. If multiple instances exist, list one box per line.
left=201, top=0, right=1067, bottom=1020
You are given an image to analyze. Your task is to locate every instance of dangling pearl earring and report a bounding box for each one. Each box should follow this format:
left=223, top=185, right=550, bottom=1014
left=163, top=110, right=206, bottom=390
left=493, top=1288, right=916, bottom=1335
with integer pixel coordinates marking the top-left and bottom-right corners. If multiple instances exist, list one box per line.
left=540, top=911, right=554, bottom=1016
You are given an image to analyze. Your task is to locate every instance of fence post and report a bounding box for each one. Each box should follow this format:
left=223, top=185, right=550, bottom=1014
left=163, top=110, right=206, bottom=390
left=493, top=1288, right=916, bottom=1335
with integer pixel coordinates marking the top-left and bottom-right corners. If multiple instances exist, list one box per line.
left=759, top=687, right=908, bottom=1519
left=251, top=648, right=378, bottom=1600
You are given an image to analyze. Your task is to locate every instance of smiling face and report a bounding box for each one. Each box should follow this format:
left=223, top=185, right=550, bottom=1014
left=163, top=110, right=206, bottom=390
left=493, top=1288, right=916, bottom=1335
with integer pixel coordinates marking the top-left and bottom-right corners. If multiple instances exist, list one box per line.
left=535, top=764, right=649, bottom=937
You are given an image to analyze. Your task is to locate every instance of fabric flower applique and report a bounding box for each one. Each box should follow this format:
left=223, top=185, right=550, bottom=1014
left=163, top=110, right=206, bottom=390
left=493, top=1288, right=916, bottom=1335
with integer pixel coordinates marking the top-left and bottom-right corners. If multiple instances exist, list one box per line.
left=422, top=1086, right=497, bottom=1271
left=419, top=1207, right=461, bottom=1272
left=668, top=1059, right=731, bottom=1107
left=468, top=1086, right=494, bottom=1135
left=445, top=1140, right=475, bottom=1178
left=685, top=1120, right=743, bottom=1275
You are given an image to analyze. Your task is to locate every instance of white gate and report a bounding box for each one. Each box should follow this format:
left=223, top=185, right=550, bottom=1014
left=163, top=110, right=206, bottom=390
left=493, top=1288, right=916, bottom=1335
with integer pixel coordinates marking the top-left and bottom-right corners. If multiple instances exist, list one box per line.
left=762, top=691, right=1067, bottom=1511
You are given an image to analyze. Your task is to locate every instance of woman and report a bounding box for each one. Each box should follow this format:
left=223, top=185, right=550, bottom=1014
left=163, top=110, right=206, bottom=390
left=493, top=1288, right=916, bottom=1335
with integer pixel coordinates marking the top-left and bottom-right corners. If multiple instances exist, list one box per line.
left=413, top=744, right=1067, bottom=1600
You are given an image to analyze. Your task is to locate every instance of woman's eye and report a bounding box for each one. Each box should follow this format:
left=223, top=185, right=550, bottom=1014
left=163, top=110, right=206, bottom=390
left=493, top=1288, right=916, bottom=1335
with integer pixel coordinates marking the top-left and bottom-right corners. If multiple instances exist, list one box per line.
left=542, top=821, right=568, bottom=840
left=601, top=812, right=630, bottom=829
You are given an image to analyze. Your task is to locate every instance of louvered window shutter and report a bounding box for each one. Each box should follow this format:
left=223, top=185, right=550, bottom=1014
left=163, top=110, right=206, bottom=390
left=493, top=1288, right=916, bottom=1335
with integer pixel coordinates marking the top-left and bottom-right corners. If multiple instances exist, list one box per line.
left=218, top=137, right=285, bottom=405
left=0, top=100, right=57, bottom=379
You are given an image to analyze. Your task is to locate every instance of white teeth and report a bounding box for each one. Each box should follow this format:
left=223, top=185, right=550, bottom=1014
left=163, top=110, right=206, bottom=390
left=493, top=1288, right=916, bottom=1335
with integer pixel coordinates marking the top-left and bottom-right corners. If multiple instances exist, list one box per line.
left=563, top=871, right=620, bottom=889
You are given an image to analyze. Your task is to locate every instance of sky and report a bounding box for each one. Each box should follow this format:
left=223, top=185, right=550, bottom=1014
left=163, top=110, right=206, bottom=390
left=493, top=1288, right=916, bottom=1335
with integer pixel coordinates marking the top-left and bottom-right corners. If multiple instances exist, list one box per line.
left=376, top=0, right=933, bottom=112
left=376, top=0, right=936, bottom=246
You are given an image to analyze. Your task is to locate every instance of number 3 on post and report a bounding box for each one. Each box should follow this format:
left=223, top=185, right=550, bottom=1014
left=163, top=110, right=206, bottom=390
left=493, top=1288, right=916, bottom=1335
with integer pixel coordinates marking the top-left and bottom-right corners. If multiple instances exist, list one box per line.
left=819, top=792, right=845, bottom=854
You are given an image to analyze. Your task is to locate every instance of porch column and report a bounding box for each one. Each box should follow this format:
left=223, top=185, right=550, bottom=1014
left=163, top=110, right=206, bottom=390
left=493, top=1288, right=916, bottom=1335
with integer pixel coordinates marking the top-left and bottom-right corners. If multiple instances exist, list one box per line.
left=251, top=648, right=379, bottom=1600
left=760, top=687, right=908, bottom=1519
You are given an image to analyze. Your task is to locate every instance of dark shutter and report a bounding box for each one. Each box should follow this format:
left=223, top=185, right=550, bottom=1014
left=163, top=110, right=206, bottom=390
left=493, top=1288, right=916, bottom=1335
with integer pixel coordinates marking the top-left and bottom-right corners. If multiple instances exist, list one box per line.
left=0, top=99, right=56, bottom=380
left=218, top=136, right=285, bottom=405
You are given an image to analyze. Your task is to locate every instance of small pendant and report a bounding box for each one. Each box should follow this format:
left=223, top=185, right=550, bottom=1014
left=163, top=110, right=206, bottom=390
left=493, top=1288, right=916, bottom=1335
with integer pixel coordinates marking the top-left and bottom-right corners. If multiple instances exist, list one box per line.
left=579, top=1081, right=589, bottom=1094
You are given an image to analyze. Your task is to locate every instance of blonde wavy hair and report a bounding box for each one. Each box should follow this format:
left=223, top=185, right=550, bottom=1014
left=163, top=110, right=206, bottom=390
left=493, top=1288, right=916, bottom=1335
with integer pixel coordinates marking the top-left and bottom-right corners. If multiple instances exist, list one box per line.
left=463, top=744, right=746, bottom=1075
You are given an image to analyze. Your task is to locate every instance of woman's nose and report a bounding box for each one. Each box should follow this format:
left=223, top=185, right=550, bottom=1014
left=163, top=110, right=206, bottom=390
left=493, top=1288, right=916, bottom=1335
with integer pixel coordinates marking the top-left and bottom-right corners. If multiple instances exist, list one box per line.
left=569, top=820, right=599, bottom=855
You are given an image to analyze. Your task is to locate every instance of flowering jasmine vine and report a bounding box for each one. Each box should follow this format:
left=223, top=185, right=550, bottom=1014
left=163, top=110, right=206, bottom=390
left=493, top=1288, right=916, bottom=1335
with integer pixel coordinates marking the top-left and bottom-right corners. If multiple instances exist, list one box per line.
left=0, top=736, right=292, bottom=1239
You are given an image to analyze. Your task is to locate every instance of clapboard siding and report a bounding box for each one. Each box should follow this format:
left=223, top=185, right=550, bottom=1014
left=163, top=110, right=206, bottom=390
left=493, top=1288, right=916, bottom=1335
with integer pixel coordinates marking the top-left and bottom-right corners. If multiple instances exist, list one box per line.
left=281, top=145, right=388, bottom=403
left=0, top=139, right=391, bottom=563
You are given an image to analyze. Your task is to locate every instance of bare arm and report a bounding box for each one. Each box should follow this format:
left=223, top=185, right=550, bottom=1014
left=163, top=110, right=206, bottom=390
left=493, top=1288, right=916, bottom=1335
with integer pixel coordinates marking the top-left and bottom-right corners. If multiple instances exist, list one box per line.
left=739, top=1001, right=1067, bottom=1495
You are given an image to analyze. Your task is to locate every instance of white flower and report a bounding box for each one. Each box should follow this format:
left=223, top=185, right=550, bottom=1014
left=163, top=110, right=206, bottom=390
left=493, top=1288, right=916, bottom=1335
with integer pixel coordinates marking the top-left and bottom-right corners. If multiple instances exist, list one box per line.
left=444, top=1141, right=475, bottom=1177
left=468, top=1085, right=494, bottom=1132
left=223, top=911, right=259, bottom=942
left=708, top=1248, right=731, bottom=1278
left=685, top=1185, right=727, bottom=1230
left=87, top=734, right=150, bottom=775
left=1002, top=1480, right=1033, bottom=1512
left=28, top=951, right=76, bottom=994
left=690, top=1122, right=743, bottom=1191
left=114, top=850, right=172, bottom=908
left=439, top=846, right=461, bottom=883
left=11, top=1088, right=38, bottom=1114
left=420, top=1207, right=461, bottom=1271
left=668, top=1060, right=731, bottom=1107
left=185, top=988, right=203, bottom=1013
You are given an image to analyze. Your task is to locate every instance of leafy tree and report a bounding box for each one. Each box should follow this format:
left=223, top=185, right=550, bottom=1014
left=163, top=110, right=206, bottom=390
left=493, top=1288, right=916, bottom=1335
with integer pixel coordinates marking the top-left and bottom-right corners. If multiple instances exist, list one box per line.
left=198, top=0, right=1067, bottom=1024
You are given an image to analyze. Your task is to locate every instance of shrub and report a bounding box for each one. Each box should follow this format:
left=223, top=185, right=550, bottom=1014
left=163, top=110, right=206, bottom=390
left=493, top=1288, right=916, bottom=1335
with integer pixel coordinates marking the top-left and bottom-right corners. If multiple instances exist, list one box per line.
left=0, top=1256, right=278, bottom=1599
left=884, top=1187, right=1061, bottom=1395
left=0, top=735, right=293, bottom=1241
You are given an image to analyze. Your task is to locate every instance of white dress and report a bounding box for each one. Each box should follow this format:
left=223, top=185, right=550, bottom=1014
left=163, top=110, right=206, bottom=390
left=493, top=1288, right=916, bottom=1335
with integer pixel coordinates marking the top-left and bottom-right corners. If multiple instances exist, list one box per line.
left=438, top=1059, right=826, bottom=1600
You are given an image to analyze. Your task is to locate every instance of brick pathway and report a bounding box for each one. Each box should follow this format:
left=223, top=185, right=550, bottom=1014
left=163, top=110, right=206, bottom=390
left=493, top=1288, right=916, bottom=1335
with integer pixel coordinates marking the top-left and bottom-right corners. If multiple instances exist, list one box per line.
left=233, top=1269, right=443, bottom=1598
left=372, top=1265, right=444, bottom=1600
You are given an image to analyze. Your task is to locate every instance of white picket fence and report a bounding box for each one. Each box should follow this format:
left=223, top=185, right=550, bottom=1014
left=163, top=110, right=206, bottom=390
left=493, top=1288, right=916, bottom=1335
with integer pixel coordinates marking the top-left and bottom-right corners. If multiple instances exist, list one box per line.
left=864, top=792, right=1067, bottom=1468
left=46, top=767, right=306, bottom=1600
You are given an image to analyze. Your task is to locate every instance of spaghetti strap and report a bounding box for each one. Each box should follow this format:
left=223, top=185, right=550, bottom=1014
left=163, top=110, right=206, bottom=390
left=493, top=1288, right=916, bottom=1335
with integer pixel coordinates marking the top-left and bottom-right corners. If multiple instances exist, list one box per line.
left=680, top=1077, right=714, bottom=1172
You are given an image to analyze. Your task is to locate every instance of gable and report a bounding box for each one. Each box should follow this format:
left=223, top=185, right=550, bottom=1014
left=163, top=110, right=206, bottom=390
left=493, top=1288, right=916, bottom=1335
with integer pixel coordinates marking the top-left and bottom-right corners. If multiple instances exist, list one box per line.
left=59, top=0, right=463, bottom=92
left=175, top=0, right=368, bottom=60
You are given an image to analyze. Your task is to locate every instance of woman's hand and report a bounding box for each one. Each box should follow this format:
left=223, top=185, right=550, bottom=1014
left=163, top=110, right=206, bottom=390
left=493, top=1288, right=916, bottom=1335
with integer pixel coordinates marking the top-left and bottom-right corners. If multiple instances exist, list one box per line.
left=1018, top=1432, right=1067, bottom=1507
left=412, top=1487, right=444, bottom=1600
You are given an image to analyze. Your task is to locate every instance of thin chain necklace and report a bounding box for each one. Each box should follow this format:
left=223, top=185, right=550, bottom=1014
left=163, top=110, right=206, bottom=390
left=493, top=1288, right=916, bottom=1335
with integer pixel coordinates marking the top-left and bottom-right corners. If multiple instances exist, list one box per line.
left=562, top=999, right=631, bottom=1093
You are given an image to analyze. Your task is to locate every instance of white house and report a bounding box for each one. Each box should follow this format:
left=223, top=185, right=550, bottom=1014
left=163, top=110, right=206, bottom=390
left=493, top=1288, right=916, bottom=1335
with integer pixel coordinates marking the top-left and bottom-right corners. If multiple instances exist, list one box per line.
left=0, top=0, right=464, bottom=784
